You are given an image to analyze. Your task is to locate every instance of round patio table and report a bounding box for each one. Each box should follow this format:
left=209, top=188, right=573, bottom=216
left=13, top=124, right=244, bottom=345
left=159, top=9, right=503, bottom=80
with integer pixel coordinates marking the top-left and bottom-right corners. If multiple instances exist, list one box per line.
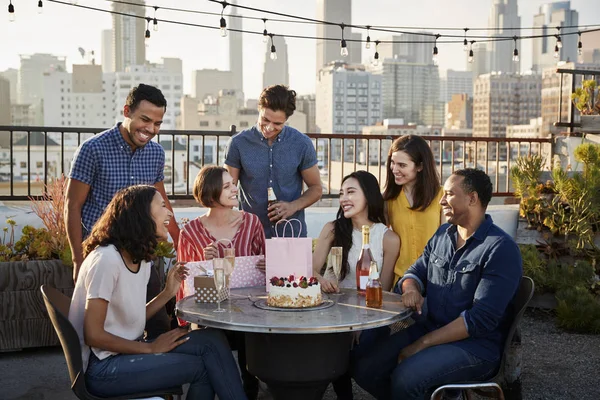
left=176, top=287, right=412, bottom=400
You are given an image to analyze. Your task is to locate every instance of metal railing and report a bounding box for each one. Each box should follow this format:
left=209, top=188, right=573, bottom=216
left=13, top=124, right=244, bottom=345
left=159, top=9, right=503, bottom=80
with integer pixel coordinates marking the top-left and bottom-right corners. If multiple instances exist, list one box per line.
left=0, top=125, right=553, bottom=201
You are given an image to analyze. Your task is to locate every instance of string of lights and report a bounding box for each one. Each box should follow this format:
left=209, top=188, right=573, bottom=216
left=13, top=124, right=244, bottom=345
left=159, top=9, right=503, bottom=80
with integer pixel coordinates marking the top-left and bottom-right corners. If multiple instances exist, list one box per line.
left=7, top=0, right=600, bottom=65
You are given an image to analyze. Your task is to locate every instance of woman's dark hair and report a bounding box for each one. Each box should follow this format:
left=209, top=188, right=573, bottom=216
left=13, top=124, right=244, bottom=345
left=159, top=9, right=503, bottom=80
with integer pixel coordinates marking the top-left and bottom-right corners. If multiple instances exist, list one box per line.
left=126, top=83, right=167, bottom=112
left=82, top=185, right=160, bottom=263
left=193, top=165, right=228, bottom=207
left=332, top=171, right=386, bottom=280
left=258, top=85, right=296, bottom=118
left=382, top=135, right=440, bottom=211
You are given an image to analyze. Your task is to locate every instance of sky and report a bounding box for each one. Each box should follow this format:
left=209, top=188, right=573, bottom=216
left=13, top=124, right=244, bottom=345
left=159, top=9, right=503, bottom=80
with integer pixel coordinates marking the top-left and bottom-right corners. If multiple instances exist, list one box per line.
left=1, top=0, right=599, bottom=98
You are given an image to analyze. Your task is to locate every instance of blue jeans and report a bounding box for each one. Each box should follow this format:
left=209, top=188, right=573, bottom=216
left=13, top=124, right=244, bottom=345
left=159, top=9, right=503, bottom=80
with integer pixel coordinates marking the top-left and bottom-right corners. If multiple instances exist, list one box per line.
left=351, top=323, right=498, bottom=400
left=85, top=328, right=247, bottom=400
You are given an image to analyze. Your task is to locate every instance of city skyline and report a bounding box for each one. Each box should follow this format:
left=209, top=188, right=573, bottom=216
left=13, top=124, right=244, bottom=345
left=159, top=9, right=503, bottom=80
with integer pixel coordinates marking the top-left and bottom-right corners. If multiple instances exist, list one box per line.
left=1, top=0, right=599, bottom=98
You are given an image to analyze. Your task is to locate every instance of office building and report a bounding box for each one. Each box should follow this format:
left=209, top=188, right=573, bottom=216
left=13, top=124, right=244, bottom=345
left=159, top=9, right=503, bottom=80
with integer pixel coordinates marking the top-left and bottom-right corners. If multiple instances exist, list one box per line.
left=532, top=2, right=579, bottom=73
left=112, top=0, right=146, bottom=72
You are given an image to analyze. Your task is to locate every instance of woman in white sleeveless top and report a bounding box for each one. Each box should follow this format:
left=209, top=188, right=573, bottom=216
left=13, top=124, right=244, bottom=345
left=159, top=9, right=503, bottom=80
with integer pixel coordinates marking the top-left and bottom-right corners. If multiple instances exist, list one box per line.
left=313, top=171, right=400, bottom=292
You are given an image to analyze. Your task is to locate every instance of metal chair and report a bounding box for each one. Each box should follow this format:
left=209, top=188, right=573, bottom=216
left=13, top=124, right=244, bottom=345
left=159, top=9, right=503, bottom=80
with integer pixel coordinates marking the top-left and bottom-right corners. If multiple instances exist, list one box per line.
left=430, top=276, right=535, bottom=400
left=40, top=285, right=183, bottom=400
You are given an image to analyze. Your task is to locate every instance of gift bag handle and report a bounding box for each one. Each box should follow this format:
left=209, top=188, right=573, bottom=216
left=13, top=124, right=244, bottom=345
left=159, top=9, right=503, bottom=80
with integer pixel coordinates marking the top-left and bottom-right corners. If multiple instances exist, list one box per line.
left=215, top=238, right=233, bottom=248
left=274, top=218, right=302, bottom=238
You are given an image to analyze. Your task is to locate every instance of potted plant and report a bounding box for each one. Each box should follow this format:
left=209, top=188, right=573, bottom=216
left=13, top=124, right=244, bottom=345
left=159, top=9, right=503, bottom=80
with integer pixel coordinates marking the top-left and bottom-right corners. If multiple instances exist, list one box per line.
left=571, top=79, right=600, bottom=133
left=0, top=175, right=74, bottom=351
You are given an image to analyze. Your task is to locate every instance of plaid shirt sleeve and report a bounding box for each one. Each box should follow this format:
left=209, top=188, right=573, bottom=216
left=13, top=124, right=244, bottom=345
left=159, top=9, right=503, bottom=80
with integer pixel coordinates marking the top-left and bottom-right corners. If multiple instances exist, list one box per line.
left=68, top=140, right=97, bottom=185
left=155, top=147, right=165, bottom=184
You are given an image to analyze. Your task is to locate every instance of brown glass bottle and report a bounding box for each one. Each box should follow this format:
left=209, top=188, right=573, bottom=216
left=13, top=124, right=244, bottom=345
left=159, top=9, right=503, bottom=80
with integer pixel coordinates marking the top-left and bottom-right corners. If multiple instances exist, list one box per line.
left=366, top=261, right=382, bottom=309
left=356, top=225, right=373, bottom=295
left=267, top=187, right=278, bottom=207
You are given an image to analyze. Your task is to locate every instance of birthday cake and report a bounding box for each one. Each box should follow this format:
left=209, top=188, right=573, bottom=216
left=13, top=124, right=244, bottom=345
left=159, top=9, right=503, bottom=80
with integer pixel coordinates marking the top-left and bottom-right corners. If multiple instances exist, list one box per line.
left=268, top=275, right=323, bottom=308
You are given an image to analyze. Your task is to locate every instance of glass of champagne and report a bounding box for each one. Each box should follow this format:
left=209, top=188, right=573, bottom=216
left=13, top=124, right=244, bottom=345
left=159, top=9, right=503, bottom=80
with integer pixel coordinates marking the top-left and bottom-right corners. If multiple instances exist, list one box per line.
left=223, top=247, right=235, bottom=276
left=329, top=246, right=343, bottom=293
left=213, top=258, right=226, bottom=313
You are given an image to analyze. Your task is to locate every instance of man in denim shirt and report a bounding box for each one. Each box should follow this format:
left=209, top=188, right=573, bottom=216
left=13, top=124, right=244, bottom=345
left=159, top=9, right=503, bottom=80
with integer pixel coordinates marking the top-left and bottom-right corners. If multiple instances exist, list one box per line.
left=353, top=168, right=522, bottom=400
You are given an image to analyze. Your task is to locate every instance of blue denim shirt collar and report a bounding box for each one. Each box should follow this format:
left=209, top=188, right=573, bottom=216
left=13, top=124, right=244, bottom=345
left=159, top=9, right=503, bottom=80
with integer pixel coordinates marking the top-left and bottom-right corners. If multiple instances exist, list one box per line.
left=253, top=124, right=289, bottom=143
left=445, top=214, right=494, bottom=243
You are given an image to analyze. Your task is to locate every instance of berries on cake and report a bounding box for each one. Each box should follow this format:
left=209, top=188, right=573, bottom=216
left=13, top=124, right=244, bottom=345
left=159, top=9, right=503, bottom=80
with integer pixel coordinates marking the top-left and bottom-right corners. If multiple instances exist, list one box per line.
left=268, top=275, right=323, bottom=308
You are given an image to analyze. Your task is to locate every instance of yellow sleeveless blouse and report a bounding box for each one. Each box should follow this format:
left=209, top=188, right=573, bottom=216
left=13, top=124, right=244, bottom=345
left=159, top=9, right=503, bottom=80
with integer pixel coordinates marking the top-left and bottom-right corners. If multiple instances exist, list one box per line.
left=388, top=187, right=443, bottom=284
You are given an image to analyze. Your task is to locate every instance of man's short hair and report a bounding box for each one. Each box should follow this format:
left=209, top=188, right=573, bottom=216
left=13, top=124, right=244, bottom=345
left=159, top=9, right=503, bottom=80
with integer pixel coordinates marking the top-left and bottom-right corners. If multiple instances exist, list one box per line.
left=258, top=85, right=296, bottom=118
left=454, top=168, right=493, bottom=208
left=193, top=165, right=227, bottom=207
left=126, top=83, right=167, bottom=112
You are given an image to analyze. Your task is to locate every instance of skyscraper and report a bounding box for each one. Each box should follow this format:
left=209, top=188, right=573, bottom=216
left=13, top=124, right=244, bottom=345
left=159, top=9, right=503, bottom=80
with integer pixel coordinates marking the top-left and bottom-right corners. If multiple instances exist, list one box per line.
left=371, top=59, right=442, bottom=126
left=377, top=32, right=435, bottom=65
left=532, top=2, right=579, bottom=73
left=316, top=0, right=360, bottom=71
left=101, top=29, right=115, bottom=73
left=18, top=54, right=66, bottom=125
left=262, top=38, right=289, bottom=89
left=112, top=0, right=146, bottom=72
left=488, top=0, right=521, bottom=73
left=229, top=0, right=244, bottom=99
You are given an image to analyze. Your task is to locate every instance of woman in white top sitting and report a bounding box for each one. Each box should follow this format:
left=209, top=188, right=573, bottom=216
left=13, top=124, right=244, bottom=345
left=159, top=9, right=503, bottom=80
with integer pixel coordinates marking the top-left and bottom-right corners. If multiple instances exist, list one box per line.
left=313, top=171, right=400, bottom=293
left=68, top=185, right=247, bottom=400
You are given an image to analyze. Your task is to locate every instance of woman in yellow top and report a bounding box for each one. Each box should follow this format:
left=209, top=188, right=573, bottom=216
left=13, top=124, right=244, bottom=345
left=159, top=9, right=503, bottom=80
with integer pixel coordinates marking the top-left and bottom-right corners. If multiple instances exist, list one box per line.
left=383, top=135, right=443, bottom=286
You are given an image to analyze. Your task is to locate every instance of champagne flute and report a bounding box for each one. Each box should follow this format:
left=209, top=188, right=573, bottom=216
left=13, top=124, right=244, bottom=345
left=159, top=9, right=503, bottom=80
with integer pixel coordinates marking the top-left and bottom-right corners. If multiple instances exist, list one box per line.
left=213, top=259, right=226, bottom=313
left=223, top=247, right=235, bottom=276
left=329, top=246, right=343, bottom=293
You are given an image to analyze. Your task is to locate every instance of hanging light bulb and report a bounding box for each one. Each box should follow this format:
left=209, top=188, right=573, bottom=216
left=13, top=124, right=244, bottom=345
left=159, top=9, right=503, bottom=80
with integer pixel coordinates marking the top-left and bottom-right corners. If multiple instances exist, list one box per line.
left=512, top=36, right=519, bottom=63
left=153, top=7, right=158, bottom=31
left=578, top=32, right=583, bottom=59
left=340, top=39, right=348, bottom=57
left=262, top=19, right=268, bottom=43
left=37, top=0, right=43, bottom=14
left=269, top=34, right=277, bottom=60
left=365, top=26, right=371, bottom=49
left=432, top=34, right=440, bottom=66
left=144, top=18, right=151, bottom=46
left=372, top=40, right=380, bottom=66
left=554, top=44, right=560, bottom=59
left=468, top=41, right=475, bottom=63
left=463, top=28, right=469, bottom=52
left=220, top=17, right=227, bottom=37
left=8, top=0, right=15, bottom=22
left=219, top=2, right=227, bottom=37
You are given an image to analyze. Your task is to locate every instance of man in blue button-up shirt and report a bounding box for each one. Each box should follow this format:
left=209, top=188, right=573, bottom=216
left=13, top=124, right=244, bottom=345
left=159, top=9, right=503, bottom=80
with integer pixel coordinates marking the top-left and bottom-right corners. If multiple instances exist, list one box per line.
left=65, top=84, right=180, bottom=283
left=224, top=85, right=322, bottom=238
left=353, top=168, right=522, bottom=400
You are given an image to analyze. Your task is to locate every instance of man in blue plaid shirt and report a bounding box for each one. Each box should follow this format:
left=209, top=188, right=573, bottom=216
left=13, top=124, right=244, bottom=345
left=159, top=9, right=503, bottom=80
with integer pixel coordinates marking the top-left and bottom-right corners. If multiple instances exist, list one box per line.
left=65, top=84, right=180, bottom=282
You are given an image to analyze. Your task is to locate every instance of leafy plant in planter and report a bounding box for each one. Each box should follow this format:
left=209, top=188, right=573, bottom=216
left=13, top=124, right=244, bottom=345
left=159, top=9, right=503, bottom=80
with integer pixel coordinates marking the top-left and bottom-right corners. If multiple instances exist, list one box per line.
left=0, top=176, right=72, bottom=265
left=512, top=144, right=600, bottom=334
left=572, top=79, right=600, bottom=133
left=571, top=79, right=600, bottom=116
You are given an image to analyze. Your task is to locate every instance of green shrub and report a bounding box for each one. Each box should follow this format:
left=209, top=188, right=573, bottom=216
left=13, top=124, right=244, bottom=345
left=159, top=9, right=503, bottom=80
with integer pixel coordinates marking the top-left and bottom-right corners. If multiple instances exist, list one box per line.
left=556, top=286, right=600, bottom=334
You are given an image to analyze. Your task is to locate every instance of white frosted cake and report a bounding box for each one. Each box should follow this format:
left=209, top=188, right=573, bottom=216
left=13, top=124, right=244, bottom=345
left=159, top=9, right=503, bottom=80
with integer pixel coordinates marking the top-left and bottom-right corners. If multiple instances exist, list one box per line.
left=268, top=275, right=322, bottom=308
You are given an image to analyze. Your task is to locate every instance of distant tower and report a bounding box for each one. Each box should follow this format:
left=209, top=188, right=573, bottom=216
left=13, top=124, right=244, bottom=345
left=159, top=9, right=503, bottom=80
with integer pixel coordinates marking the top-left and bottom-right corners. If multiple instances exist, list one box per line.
left=263, top=38, right=289, bottom=89
left=532, top=2, right=578, bottom=73
left=229, top=0, right=244, bottom=100
left=112, top=0, right=146, bottom=72
left=101, top=29, right=114, bottom=73
left=316, top=0, right=359, bottom=72
left=488, top=0, right=521, bottom=73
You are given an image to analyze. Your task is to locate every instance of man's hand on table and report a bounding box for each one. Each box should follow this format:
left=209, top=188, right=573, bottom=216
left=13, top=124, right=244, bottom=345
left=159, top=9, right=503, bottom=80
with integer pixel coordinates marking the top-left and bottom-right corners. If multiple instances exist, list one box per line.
left=401, top=288, right=424, bottom=315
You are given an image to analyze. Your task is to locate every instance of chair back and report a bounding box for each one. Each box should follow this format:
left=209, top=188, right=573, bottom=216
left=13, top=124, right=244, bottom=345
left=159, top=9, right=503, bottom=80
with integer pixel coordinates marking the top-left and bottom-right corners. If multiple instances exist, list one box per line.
left=40, top=285, right=87, bottom=394
left=500, top=276, right=534, bottom=366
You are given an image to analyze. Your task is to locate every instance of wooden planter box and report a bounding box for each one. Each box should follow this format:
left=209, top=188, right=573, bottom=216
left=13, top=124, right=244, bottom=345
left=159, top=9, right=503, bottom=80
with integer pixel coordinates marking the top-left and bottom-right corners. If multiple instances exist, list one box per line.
left=580, top=115, right=600, bottom=133
left=0, top=260, right=73, bottom=351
